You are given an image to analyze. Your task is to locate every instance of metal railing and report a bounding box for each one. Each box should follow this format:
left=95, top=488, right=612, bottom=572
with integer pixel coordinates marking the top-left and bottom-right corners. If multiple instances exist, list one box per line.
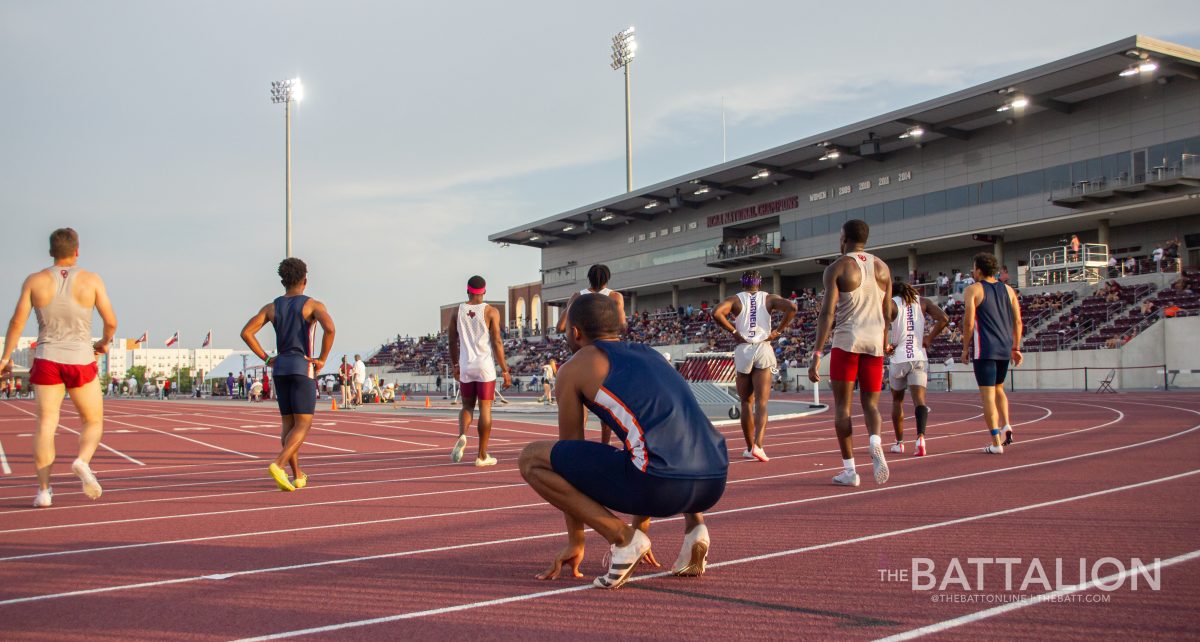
left=1049, top=153, right=1200, bottom=202
left=705, top=241, right=780, bottom=265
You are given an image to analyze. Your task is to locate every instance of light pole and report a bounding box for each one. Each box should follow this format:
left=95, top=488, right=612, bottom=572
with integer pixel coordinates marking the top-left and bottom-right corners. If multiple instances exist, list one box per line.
left=610, top=26, right=637, bottom=192
left=270, top=78, right=304, bottom=258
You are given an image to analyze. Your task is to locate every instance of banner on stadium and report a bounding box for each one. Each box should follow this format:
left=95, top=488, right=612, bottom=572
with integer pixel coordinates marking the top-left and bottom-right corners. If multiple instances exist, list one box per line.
left=706, top=195, right=799, bottom=228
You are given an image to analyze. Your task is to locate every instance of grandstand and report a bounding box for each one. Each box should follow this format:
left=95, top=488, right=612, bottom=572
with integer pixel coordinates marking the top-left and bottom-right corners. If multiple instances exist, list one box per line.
left=365, top=36, right=1200, bottom=390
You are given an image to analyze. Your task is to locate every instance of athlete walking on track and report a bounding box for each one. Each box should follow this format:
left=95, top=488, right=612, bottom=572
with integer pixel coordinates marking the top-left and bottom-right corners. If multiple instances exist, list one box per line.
left=885, top=281, right=949, bottom=456
left=713, top=269, right=796, bottom=462
left=447, top=275, right=512, bottom=467
left=960, top=252, right=1022, bottom=454
left=240, top=257, right=336, bottom=491
left=520, top=294, right=728, bottom=589
left=809, top=219, right=893, bottom=487
left=557, top=264, right=627, bottom=445
left=1, top=228, right=117, bottom=508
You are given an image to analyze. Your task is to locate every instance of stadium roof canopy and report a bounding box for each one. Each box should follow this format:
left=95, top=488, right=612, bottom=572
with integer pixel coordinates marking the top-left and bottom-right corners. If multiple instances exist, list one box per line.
left=490, top=35, right=1200, bottom=247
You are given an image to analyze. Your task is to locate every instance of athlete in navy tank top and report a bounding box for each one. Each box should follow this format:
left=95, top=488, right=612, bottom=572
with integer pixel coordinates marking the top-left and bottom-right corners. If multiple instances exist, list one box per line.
left=241, top=258, right=336, bottom=492
left=961, top=252, right=1023, bottom=455
left=521, top=294, right=728, bottom=590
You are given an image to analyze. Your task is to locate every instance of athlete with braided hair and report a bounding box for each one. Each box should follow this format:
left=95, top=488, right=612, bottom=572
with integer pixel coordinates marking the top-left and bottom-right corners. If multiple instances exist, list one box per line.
left=885, top=281, right=948, bottom=456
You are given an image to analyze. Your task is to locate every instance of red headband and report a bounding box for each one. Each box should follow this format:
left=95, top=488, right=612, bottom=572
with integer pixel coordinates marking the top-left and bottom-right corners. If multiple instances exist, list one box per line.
left=467, top=286, right=486, bottom=295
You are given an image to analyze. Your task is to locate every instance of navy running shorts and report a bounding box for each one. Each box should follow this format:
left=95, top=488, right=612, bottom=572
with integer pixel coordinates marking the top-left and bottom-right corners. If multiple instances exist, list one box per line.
left=550, top=440, right=726, bottom=518
left=972, top=359, right=1010, bottom=387
left=275, top=374, right=317, bottom=416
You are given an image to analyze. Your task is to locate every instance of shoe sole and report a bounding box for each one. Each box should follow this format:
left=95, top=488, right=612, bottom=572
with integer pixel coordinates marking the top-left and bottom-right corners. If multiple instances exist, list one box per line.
left=269, top=465, right=296, bottom=492
left=1003, top=431, right=1014, bottom=446
left=752, top=452, right=769, bottom=463
left=73, top=467, right=102, bottom=500
left=870, top=443, right=889, bottom=484
left=672, top=540, right=710, bottom=576
left=451, top=437, right=467, bottom=463
left=474, top=459, right=497, bottom=467
left=832, top=476, right=860, bottom=487
left=593, top=550, right=648, bottom=590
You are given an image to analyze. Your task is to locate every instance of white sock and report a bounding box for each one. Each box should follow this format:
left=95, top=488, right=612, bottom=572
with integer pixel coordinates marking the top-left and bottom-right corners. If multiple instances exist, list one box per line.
left=843, top=458, right=856, bottom=473
left=869, top=434, right=882, bottom=448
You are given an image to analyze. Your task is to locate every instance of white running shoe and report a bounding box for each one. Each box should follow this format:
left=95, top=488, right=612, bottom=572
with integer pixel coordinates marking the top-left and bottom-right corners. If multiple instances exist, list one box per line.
left=913, top=436, right=927, bottom=457
left=741, top=449, right=756, bottom=460
left=32, top=488, right=52, bottom=508
left=474, top=454, right=497, bottom=467
left=751, top=446, right=769, bottom=462
left=72, top=458, right=102, bottom=500
left=870, top=440, right=890, bottom=484
left=450, top=435, right=467, bottom=463
left=594, top=529, right=651, bottom=589
left=671, top=525, right=710, bottom=576
left=983, top=444, right=1004, bottom=454
left=832, top=469, right=860, bottom=487
left=889, top=443, right=904, bottom=454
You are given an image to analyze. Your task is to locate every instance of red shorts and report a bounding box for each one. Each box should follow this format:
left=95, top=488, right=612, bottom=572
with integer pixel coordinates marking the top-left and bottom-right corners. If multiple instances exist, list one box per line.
left=460, top=380, right=496, bottom=401
left=829, top=348, right=884, bottom=392
left=30, top=359, right=98, bottom=389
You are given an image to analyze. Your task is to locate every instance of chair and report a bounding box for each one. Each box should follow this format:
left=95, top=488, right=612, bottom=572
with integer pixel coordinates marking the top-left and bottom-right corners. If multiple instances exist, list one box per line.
left=1096, top=369, right=1117, bottom=393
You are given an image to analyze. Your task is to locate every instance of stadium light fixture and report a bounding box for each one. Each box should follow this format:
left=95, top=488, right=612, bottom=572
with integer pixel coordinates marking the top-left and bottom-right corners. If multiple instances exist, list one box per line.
left=899, top=125, right=925, bottom=139
left=611, top=25, right=637, bottom=192
left=1138, top=61, right=1158, bottom=73
left=643, top=201, right=659, bottom=209
left=600, top=213, right=616, bottom=222
left=693, top=186, right=711, bottom=195
left=562, top=224, right=576, bottom=232
left=818, top=150, right=840, bottom=161
left=996, top=97, right=1028, bottom=112
left=529, top=234, right=541, bottom=241
left=270, top=77, right=304, bottom=258
left=751, top=169, right=771, bottom=180
left=1119, top=66, right=1139, bottom=77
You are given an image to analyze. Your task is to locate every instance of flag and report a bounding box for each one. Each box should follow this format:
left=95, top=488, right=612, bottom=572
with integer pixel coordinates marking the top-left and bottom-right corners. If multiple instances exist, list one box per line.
left=201, top=330, right=212, bottom=348
left=165, top=331, right=179, bottom=347
left=136, top=332, right=148, bottom=345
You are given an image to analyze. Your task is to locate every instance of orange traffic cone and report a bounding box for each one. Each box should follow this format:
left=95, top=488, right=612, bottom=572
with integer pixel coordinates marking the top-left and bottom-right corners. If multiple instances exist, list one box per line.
left=401, top=393, right=407, bottom=402
left=424, top=396, right=431, bottom=408
left=331, top=398, right=338, bottom=411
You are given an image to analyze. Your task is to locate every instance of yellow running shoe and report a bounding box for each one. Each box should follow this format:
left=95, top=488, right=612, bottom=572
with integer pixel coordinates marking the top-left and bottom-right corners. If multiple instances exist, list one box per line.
left=293, top=473, right=308, bottom=489
left=269, top=463, right=296, bottom=491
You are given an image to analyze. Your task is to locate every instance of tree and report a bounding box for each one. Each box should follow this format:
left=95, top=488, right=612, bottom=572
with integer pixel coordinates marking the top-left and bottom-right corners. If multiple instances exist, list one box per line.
left=125, top=365, right=148, bottom=389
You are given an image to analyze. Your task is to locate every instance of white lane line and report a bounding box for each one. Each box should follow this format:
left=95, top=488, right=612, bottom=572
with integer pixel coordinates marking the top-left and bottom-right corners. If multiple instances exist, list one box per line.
left=173, top=427, right=210, bottom=432
left=0, top=436, right=10, bottom=474
left=191, top=412, right=436, bottom=449
left=874, top=549, right=1200, bottom=641
left=5, top=403, right=144, bottom=466
left=156, top=416, right=355, bottom=453
left=229, top=469, right=1200, bottom=641
left=103, top=417, right=256, bottom=459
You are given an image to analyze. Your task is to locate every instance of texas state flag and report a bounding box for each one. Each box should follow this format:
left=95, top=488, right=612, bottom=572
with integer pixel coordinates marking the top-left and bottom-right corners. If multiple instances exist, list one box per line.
left=201, top=331, right=212, bottom=348
left=136, top=332, right=148, bottom=345
left=165, top=331, right=179, bottom=347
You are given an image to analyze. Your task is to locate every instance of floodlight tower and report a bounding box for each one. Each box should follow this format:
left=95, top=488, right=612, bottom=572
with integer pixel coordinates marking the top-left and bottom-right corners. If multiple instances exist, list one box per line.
left=270, top=78, right=304, bottom=258
left=611, top=26, right=637, bottom=192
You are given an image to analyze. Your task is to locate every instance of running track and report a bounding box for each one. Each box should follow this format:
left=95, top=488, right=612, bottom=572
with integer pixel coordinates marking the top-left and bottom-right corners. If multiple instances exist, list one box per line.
left=0, top=393, right=1198, bottom=641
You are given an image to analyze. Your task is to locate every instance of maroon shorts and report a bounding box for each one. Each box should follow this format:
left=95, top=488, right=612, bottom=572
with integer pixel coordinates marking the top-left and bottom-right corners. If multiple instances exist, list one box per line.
left=829, top=348, right=884, bottom=392
left=460, top=380, right=496, bottom=401
left=30, top=359, right=98, bottom=389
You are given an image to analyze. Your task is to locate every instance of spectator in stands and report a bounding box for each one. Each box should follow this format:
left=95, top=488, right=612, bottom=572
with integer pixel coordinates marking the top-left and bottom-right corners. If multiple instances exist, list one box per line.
left=353, top=354, right=366, bottom=406
left=1108, top=255, right=1118, bottom=278
left=953, top=270, right=964, bottom=294
left=1140, top=299, right=1157, bottom=316
left=999, top=265, right=1010, bottom=284
left=1070, top=234, right=1081, bottom=262
left=1124, top=256, right=1137, bottom=275
left=226, top=372, right=235, bottom=397
left=1174, top=276, right=1194, bottom=295
left=937, top=272, right=949, bottom=296
left=1153, top=245, right=1164, bottom=272
left=717, top=242, right=726, bottom=259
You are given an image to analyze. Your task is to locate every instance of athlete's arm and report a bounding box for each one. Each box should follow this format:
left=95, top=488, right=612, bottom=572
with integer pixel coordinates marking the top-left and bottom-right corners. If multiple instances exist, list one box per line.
left=960, top=284, right=980, bottom=363
left=446, top=309, right=460, bottom=380
left=809, top=264, right=841, bottom=382
left=1008, top=285, right=1024, bottom=367
left=877, top=259, right=893, bottom=358
left=921, top=297, right=950, bottom=349
left=554, top=355, right=589, bottom=544
left=555, top=292, right=578, bottom=334
left=240, top=304, right=274, bottom=362
left=712, top=295, right=748, bottom=343
left=765, top=294, right=797, bottom=341
left=309, top=300, right=336, bottom=373
left=610, top=291, right=628, bottom=332
left=0, top=275, right=35, bottom=374
left=487, top=306, right=512, bottom=389
left=87, top=273, right=118, bottom=355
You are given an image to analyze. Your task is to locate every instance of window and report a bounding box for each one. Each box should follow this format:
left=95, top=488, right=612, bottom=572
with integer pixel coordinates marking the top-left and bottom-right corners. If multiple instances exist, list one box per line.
left=811, top=215, right=829, bottom=236
left=864, top=203, right=883, bottom=225
left=828, top=210, right=847, bottom=228
left=1017, top=170, right=1043, bottom=197
left=903, top=195, right=924, bottom=219
left=924, top=190, right=946, bottom=215
left=946, top=186, right=968, bottom=210
left=794, top=217, right=812, bottom=237
left=992, top=175, right=1017, bottom=201
left=884, top=200, right=903, bottom=223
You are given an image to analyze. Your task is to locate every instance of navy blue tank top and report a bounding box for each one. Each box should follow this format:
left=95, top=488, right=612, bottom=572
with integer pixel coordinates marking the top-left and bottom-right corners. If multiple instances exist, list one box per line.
left=272, top=295, right=315, bottom=378
left=582, top=341, right=728, bottom=480
left=972, top=280, right=1014, bottom=361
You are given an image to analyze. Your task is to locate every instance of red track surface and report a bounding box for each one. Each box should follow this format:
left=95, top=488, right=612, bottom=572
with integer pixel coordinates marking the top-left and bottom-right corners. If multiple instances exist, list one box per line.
left=1, top=392, right=1198, bottom=641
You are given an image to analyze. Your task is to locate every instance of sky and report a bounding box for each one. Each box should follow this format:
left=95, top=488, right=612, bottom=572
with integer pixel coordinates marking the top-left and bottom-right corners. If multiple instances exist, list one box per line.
left=2, top=1, right=1197, bottom=357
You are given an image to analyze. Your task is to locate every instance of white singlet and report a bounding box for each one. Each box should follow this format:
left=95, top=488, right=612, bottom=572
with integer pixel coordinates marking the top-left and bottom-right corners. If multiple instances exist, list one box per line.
left=34, top=266, right=95, bottom=365
left=831, top=251, right=886, bottom=356
left=889, top=296, right=927, bottom=363
left=456, top=303, right=496, bottom=383
left=579, top=287, right=613, bottom=296
left=734, top=291, right=772, bottom=344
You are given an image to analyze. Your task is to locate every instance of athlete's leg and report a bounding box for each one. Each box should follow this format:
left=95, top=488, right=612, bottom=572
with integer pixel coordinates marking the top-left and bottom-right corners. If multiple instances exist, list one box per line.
left=978, top=386, right=1000, bottom=444
left=477, top=399, right=494, bottom=460
left=65, top=377, right=104, bottom=464
left=995, top=383, right=1011, bottom=429
left=735, top=372, right=755, bottom=451
left=891, top=388, right=906, bottom=442
left=519, top=441, right=634, bottom=545
left=831, top=380, right=856, bottom=459
left=274, top=413, right=313, bottom=468
left=33, top=384, right=67, bottom=491
left=911, top=385, right=928, bottom=437
left=750, top=367, right=772, bottom=447
left=279, top=415, right=299, bottom=475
